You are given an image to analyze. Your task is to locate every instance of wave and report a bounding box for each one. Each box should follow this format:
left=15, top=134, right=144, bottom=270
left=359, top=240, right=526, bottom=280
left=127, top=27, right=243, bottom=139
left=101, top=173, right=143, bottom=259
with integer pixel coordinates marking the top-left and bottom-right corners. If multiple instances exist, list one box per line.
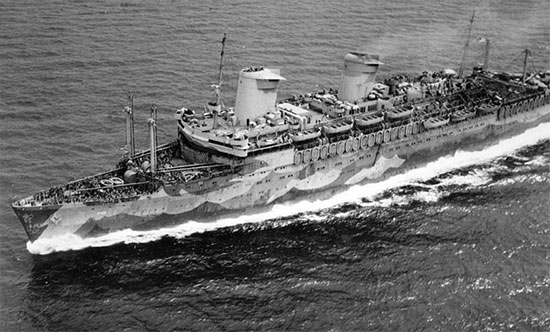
left=27, top=123, right=550, bottom=255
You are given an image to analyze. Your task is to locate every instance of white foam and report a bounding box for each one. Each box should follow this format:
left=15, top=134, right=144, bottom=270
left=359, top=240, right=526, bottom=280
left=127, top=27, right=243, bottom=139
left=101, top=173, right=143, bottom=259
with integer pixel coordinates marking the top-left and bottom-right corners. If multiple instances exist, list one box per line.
left=27, top=123, right=550, bottom=255
left=526, top=155, right=549, bottom=166
left=437, top=170, right=492, bottom=187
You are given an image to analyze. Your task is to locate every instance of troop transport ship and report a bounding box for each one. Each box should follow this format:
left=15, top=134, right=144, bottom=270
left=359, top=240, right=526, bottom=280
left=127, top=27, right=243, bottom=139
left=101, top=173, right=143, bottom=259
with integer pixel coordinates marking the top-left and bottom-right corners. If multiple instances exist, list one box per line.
left=11, top=40, right=550, bottom=243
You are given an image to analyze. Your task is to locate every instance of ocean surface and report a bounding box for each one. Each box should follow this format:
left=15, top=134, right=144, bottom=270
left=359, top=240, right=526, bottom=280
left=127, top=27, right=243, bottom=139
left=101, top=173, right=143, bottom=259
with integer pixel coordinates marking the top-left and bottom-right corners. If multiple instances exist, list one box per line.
left=1, top=0, right=549, bottom=331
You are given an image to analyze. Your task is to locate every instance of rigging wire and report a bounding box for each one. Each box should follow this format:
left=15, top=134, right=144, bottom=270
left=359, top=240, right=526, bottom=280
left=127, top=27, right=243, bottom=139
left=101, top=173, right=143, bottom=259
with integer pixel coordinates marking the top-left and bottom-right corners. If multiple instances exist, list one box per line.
left=503, top=51, right=525, bottom=72
left=529, top=55, right=538, bottom=74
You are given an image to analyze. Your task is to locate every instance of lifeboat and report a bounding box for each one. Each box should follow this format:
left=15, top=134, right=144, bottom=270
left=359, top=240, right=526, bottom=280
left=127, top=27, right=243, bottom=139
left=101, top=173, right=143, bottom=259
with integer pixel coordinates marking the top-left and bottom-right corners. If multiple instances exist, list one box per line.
left=303, top=149, right=312, bottom=163
left=398, top=125, right=406, bottom=139
left=353, top=136, right=360, bottom=151
left=294, top=151, right=303, bottom=165
left=412, top=121, right=420, bottom=134
left=320, top=145, right=328, bottom=159
left=337, top=141, right=345, bottom=155
left=405, top=123, right=413, bottom=136
left=368, top=133, right=375, bottom=147
left=386, top=105, right=414, bottom=120
left=289, top=129, right=321, bottom=142
left=329, top=143, right=337, bottom=156
left=309, top=94, right=337, bottom=111
left=345, top=138, right=354, bottom=153
left=451, top=109, right=476, bottom=122
left=208, top=131, right=249, bottom=148
left=323, top=121, right=353, bottom=135
left=312, top=147, right=320, bottom=161
left=331, top=106, right=346, bottom=115
left=355, top=112, right=384, bottom=128
left=360, top=135, right=368, bottom=149
left=180, top=122, right=248, bottom=157
left=423, top=116, right=450, bottom=129
left=375, top=131, right=383, bottom=144
left=256, top=136, right=281, bottom=148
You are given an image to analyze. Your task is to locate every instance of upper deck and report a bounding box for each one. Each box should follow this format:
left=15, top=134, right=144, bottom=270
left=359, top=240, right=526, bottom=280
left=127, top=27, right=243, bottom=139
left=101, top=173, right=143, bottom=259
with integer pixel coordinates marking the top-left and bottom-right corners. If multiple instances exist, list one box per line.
left=13, top=67, right=550, bottom=210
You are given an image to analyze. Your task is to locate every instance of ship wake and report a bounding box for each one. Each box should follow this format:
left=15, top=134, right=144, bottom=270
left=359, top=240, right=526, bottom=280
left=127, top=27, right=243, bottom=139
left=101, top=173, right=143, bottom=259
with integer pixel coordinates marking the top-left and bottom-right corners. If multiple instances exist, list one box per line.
left=27, top=123, right=550, bottom=255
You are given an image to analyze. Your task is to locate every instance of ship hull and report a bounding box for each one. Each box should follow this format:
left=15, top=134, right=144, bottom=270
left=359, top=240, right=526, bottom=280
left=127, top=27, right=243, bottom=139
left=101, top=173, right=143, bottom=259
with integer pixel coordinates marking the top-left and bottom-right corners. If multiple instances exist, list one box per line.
left=13, top=102, right=550, bottom=243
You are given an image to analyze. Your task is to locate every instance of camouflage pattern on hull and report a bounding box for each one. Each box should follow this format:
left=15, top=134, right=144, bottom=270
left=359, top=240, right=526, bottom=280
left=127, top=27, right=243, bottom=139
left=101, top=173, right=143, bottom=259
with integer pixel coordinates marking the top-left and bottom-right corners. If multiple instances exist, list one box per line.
left=13, top=103, right=550, bottom=242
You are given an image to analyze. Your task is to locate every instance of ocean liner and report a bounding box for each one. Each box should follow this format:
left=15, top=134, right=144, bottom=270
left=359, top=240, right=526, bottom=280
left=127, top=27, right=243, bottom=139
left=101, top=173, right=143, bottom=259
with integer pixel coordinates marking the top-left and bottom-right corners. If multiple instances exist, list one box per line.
left=11, top=35, right=550, bottom=243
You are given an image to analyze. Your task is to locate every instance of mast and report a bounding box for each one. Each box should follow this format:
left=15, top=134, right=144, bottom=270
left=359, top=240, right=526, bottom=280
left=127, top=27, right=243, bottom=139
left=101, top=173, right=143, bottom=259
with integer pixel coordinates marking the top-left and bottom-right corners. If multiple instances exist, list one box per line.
left=151, top=103, right=158, bottom=147
left=148, top=118, right=157, bottom=174
left=123, top=94, right=136, bottom=157
left=521, top=49, right=531, bottom=83
left=212, top=33, right=227, bottom=129
left=458, top=11, right=475, bottom=78
left=216, top=33, right=227, bottom=106
left=484, top=38, right=490, bottom=70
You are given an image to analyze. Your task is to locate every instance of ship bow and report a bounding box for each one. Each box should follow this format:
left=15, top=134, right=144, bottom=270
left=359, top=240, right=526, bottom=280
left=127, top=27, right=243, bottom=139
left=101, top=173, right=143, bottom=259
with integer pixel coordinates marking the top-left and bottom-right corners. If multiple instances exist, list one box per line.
left=11, top=204, right=61, bottom=242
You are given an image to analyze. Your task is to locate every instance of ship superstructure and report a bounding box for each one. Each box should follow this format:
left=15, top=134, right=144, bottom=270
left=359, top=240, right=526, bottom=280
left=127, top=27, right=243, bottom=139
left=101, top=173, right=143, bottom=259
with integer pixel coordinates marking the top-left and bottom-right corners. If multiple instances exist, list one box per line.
left=11, top=41, right=550, bottom=243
